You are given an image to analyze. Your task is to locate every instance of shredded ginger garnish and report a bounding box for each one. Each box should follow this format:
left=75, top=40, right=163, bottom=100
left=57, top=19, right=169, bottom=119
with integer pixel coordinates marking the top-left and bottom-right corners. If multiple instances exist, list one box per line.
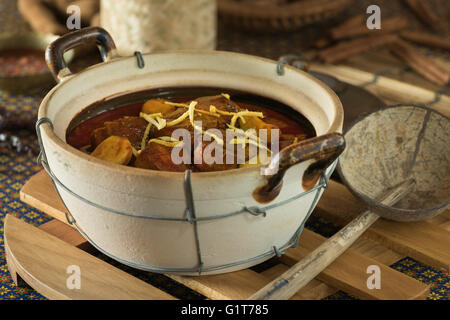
left=166, top=110, right=190, bottom=127
left=164, top=101, right=220, bottom=117
left=188, top=101, right=224, bottom=145
left=140, top=112, right=167, bottom=130
left=226, top=125, right=272, bottom=153
left=138, top=95, right=270, bottom=151
left=148, top=136, right=184, bottom=148
left=141, top=123, right=152, bottom=150
left=131, top=146, right=141, bottom=157
left=209, top=105, right=235, bottom=116
left=230, top=110, right=264, bottom=127
left=229, top=137, right=271, bottom=152
left=227, top=124, right=259, bottom=141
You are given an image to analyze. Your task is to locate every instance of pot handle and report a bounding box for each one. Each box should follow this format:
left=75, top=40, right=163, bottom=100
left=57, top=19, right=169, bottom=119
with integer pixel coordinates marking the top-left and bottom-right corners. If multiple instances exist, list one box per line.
left=253, top=133, right=345, bottom=204
left=45, top=27, right=119, bottom=83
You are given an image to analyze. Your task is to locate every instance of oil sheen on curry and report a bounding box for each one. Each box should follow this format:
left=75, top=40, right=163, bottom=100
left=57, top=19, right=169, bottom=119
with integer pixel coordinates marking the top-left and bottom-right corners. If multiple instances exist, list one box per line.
left=66, top=88, right=315, bottom=172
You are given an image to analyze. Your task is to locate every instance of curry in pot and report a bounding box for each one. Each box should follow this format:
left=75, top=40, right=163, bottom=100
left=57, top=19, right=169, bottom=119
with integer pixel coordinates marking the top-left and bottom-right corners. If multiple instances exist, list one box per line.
left=67, top=88, right=315, bottom=172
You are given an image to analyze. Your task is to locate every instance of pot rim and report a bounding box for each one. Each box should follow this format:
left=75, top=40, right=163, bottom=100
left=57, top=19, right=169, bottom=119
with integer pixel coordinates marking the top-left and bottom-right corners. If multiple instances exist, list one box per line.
left=39, top=50, right=343, bottom=179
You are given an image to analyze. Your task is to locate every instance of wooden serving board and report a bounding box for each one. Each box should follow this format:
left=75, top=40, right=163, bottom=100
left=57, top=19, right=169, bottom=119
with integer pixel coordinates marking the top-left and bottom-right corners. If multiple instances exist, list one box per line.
left=7, top=64, right=450, bottom=300
left=7, top=169, right=448, bottom=300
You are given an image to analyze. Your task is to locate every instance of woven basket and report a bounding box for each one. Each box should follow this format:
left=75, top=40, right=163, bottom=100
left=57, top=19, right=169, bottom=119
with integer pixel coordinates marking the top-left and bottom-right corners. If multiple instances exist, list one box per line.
left=218, top=0, right=354, bottom=32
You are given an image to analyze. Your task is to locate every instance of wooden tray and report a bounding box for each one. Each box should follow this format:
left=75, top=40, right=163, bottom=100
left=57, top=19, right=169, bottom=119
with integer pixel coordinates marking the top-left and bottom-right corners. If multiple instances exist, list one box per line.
left=6, top=169, right=448, bottom=300
left=6, top=65, right=450, bottom=300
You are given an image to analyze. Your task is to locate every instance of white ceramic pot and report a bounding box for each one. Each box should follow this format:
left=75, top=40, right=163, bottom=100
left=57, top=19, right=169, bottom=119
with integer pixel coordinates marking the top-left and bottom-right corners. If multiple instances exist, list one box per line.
left=38, top=28, right=344, bottom=275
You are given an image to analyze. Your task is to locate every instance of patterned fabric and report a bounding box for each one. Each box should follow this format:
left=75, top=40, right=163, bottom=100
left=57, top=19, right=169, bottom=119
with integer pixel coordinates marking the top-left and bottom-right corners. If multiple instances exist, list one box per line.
left=0, top=94, right=50, bottom=300
left=0, top=0, right=448, bottom=300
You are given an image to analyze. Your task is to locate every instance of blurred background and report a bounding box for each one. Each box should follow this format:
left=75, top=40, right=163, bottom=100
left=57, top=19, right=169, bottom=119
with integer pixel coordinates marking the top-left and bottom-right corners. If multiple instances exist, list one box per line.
left=1, top=0, right=450, bottom=92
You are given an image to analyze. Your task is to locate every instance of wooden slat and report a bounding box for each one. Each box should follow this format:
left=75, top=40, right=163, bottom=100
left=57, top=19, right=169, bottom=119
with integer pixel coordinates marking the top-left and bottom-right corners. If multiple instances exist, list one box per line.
left=350, top=238, right=403, bottom=266
left=316, top=180, right=367, bottom=226
left=39, top=220, right=86, bottom=247
left=169, top=270, right=269, bottom=300
left=316, top=180, right=450, bottom=270
left=260, top=264, right=338, bottom=300
left=172, top=227, right=430, bottom=300
left=310, top=62, right=450, bottom=117
left=169, top=262, right=331, bottom=300
left=36, top=219, right=414, bottom=301
left=20, top=170, right=70, bottom=226
left=4, top=215, right=175, bottom=300
left=19, top=170, right=444, bottom=300
left=367, top=220, right=450, bottom=270
left=35, top=216, right=416, bottom=300
left=37, top=219, right=321, bottom=300
left=280, top=229, right=430, bottom=300
left=39, top=220, right=94, bottom=253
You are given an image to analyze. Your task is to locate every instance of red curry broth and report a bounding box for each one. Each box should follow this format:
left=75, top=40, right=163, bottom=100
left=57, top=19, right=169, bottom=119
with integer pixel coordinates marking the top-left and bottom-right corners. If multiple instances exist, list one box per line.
left=66, top=89, right=315, bottom=171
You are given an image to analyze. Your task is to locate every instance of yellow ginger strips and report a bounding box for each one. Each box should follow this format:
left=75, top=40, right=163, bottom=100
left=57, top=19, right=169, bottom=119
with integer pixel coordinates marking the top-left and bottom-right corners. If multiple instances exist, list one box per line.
left=141, top=123, right=152, bottom=150
left=188, top=101, right=224, bottom=145
left=188, top=101, right=197, bottom=123
left=209, top=106, right=262, bottom=127
left=141, top=112, right=162, bottom=118
left=165, top=101, right=219, bottom=117
left=131, top=146, right=141, bottom=157
left=209, top=105, right=235, bottom=116
left=140, top=112, right=167, bottom=130
left=227, top=124, right=260, bottom=142
left=148, top=136, right=184, bottom=147
left=202, top=130, right=224, bottom=146
left=230, top=110, right=264, bottom=127
left=166, top=110, right=190, bottom=127
left=221, top=93, right=230, bottom=100
left=226, top=124, right=272, bottom=154
left=229, top=137, right=271, bottom=152
left=227, top=125, right=272, bottom=153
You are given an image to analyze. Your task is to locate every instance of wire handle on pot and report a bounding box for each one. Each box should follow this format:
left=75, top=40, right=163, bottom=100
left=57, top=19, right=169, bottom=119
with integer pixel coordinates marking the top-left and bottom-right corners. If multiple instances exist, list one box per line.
left=45, top=27, right=120, bottom=82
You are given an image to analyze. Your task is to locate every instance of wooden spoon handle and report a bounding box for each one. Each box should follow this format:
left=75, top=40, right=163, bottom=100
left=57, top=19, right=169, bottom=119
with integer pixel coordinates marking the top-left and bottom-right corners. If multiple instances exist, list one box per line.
left=249, top=179, right=416, bottom=300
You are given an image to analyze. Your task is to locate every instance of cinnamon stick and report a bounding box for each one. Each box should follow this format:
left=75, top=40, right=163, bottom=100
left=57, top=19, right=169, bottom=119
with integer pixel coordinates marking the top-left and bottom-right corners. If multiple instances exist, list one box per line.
left=330, top=16, right=408, bottom=41
left=400, top=31, right=450, bottom=51
left=313, top=38, right=331, bottom=49
left=317, top=34, right=399, bottom=64
left=402, top=0, right=446, bottom=33
left=389, top=40, right=450, bottom=86
left=338, top=14, right=366, bottom=29
left=313, top=14, right=365, bottom=48
left=18, top=0, right=67, bottom=35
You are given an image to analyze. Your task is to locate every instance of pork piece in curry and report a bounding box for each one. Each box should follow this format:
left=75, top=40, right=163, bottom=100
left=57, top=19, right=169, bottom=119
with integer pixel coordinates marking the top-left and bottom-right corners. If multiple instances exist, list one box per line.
left=67, top=94, right=313, bottom=172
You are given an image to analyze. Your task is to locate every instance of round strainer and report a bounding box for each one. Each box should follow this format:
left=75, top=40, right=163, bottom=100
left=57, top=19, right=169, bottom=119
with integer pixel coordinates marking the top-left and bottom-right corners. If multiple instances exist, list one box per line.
left=338, top=105, right=449, bottom=221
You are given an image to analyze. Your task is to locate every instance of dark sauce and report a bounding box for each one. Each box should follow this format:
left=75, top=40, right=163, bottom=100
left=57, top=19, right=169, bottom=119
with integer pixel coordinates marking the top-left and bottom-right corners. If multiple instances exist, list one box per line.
left=66, top=87, right=316, bottom=150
